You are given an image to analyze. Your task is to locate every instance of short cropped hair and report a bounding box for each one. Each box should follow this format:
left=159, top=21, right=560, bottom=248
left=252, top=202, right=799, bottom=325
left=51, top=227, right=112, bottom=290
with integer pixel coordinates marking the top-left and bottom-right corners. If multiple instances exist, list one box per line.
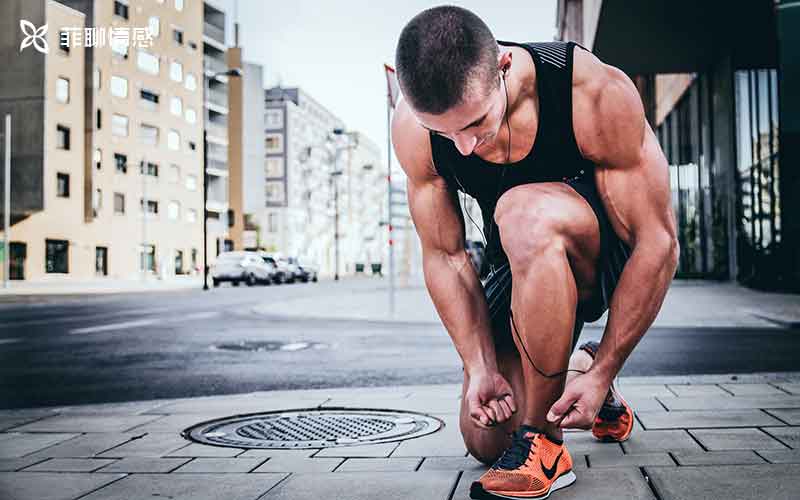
left=395, top=5, right=499, bottom=115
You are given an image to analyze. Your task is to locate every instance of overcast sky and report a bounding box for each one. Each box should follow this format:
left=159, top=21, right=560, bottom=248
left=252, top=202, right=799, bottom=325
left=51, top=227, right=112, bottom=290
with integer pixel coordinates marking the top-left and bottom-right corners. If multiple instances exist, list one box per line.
left=214, top=0, right=557, bottom=162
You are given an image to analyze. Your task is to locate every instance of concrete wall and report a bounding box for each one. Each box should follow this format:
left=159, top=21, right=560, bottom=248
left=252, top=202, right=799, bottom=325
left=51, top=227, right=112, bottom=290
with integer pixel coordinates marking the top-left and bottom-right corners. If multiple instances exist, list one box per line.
left=241, top=61, right=265, bottom=216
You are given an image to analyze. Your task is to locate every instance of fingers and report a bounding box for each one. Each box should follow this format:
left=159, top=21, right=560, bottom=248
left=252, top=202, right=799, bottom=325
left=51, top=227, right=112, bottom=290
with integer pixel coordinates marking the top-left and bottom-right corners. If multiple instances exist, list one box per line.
left=469, top=406, right=494, bottom=429
left=486, top=399, right=504, bottom=423
left=547, top=390, right=578, bottom=423
left=496, top=398, right=513, bottom=422
left=556, top=407, right=593, bottom=430
left=503, top=394, right=517, bottom=414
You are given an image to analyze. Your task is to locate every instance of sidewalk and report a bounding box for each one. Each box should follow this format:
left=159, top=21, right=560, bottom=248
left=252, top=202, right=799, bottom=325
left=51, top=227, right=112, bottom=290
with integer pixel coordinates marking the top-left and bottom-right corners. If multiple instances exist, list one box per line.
left=1, top=372, right=799, bottom=499
left=0, top=275, right=203, bottom=297
left=254, top=278, right=800, bottom=328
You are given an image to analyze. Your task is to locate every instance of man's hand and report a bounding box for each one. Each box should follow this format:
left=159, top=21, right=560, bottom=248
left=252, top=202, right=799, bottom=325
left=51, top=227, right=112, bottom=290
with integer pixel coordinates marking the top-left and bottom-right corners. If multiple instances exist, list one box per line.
left=546, top=372, right=610, bottom=429
left=464, top=370, right=517, bottom=429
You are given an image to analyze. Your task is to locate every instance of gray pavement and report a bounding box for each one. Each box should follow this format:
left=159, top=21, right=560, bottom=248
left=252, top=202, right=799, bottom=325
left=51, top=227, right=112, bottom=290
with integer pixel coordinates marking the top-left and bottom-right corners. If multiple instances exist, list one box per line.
left=2, top=374, right=800, bottom=499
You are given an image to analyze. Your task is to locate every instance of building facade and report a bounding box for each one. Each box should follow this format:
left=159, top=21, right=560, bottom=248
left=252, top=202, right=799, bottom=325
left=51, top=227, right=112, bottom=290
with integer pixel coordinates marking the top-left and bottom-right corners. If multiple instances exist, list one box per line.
left=557, top=0, right=799, bottom=292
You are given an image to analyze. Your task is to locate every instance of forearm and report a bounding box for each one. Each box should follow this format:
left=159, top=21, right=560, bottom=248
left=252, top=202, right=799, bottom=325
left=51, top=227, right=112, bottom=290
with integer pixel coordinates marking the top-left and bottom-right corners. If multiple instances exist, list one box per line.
left=423, top=249, right=498, bottom=375
left=590, top=239, right=679, bottom=383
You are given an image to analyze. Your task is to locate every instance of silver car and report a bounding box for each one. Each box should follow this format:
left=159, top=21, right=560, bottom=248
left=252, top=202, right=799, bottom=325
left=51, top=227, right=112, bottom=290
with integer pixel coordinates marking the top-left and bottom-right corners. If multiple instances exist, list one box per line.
left=211, top=251, right=275, bottom=287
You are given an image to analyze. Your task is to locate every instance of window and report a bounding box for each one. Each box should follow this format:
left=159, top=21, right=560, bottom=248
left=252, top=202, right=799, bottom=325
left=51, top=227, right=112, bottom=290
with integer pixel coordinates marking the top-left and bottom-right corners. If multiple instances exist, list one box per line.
left=184, top=73, right=197, bottom=91
left=95, top=247, right=108, bottom=276
left=140, top=161, right=159, bottom=177
left=113, top=0, right=129, bottom=20
left=148, top=16, right=160, bottom=37
left=268, top=213, right=279, bottom=233
left=58, top=30, right=69, bottom=53
left=56, top=173, right=70, bottom=197
left=138, top=123, right=159, bottom=146
left=265, top=133, right=283, bottom=153
left=94, top=148, right=102, bottom=170
left=114, top=192, right=125, bottom=214
left=111, top=36, right=128, bottom=58
left=56, top=77, right=69, bottom=103
left=187, top=141, right=196, bottom=151
left=137, top=50, right=159, bottom=75
left=170, top=96, right=182, bottom=116
left=93, top=68, right=101, bottom=90
left=265, top=109, right=283, bottom=129
left=167, top=129, right=180, bottom=150
left=46, top=239, right=69, bottom=274
left=168, top=200, right=180, bottom=220
left=140, top=89, right=160, bottom=108
left=114, top=153, right=128, bottom=173
left=184, top=108, right=196, bottom=124
left=141, top=199, right=159, bottom=215
left=96, top=109, right=102, bottom=129
left=110, top=75, right=128, bottom=98
left=173, top=28, right=184, bottom=45
left=169, top=61, right=183, bottom=82
left=175, top=249, right=184, bottom=274
left=93, top=188, right=102, bottom=215
left=56, top=125, right=70, bottom=150
left=174, top=0, right=184, bottom=11
left=140, top=244, right=155, bottom=272
left=186, top=208, right=197, bottom=222
left=266, top=181, right=285, bottom=204
left=265, top=157, right=284, bottom=178
left=185, top=174, right=197, bottom=191
left=169, top=164, right=180, bottom=183
left=112, top=114, right=129, bottom=136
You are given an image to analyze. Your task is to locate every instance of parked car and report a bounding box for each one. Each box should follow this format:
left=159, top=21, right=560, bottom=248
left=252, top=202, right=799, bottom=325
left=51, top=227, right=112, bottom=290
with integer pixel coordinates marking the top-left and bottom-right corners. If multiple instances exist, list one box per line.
left=211, top=251, right=275, bottom=287
left=292, top=257, right=318, bottom=283
left=281, top=257, right=302, bottom=283
left=259, top=253, right=292, bottom=284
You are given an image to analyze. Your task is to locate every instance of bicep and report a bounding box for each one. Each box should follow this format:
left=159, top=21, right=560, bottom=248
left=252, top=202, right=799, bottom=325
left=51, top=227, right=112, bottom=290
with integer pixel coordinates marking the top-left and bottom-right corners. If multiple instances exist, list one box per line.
left=407, top=176, right=465, bottom=256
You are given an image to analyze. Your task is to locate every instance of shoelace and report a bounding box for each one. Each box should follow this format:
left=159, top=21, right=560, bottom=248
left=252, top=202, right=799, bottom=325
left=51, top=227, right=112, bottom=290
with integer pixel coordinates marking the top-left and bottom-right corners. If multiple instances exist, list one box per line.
left=493, top=433, right=536, bottom=470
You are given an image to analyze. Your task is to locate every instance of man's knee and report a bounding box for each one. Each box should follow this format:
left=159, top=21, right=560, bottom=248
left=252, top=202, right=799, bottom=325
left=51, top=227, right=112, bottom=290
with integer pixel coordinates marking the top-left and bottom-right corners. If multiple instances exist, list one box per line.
left=459, top=421, right=508, bottom=466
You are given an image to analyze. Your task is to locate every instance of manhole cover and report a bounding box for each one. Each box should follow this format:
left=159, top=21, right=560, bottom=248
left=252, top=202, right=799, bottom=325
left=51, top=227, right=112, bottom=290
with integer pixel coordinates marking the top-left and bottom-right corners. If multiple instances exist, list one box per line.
left=212, top=341, right=328, bottom=352
left=181, top=408, right=444, bottom=449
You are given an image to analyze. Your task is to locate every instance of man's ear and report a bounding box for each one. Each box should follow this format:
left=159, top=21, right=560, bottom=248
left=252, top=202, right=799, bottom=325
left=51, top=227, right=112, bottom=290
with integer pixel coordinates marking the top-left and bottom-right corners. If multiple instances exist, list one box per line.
left=497, top=49, right=513, bottom=76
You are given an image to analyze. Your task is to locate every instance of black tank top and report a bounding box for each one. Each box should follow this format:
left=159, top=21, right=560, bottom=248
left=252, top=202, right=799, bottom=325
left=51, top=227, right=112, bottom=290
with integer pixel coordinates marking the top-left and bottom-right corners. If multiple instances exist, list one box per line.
left=430, top=40, right=596, bottom=267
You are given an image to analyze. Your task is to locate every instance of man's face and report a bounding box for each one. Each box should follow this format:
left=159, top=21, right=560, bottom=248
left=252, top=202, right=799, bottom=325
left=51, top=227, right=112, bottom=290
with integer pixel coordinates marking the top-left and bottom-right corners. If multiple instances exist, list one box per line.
left=413, top=75, right=506, bottom=157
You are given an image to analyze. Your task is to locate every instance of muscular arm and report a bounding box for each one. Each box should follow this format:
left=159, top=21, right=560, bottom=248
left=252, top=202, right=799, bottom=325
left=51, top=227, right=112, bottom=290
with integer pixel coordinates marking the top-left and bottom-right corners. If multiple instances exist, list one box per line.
left=575, top=54, right=680, bottom=385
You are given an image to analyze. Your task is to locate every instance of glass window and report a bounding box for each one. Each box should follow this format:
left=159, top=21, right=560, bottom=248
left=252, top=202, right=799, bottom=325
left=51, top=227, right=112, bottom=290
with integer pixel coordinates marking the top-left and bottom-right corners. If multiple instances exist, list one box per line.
left=139, top=123, right=159, bottom=146
left=140, top=244, right=156, bottom=272
left=185, top=108, right=196, bottom=124
left=170, top=61, right=183, bottom=82
left=58, top=30, right=69, bottom=53
left=111, top=36, right=128, bottom=58
left=56, top=125, right=70, bottom=150
left=94, top=148, right=102, bottom=170
left=140, top=88, right=159, bottom=106
left=265, top=181, right=285, bottom=204
left=114, top=153, right=128, bottom=173
left=168, top=201, right=180, bottom=220
left=46, top=239, right=69, bottom=274
left=170, top=96, right=182, bottom=115
left=112, top=114, right=128, bottom=137
left=265, top=109, right=283, bottom=129
left=185, top=73, right=197, bottom=91
left=56, top=173, right=70, bottom=197
left=175, top=0, right=184, bottom=11
left=148, top=16, right=160, bottom=37
left=110, top=75, right=128, bottom=98
left=137, top=50, right=160, bottom=75
left=173, top=28, right=184, bottom=45
left=96, top=109, right=102, bottom=129
left=113, top=0, right=129, bottom=20
left=186, top=208, right=197, bottom=223
left=140, top=161, right=159, bottom=176
left=185, top=174, right=197, bottom=191
left=265, top=157, right=284, bottom=178
left=167, top=129, right=180, bottom=150
left=265, top=133, right=283, bottom=153
left=141, top=198, right=159, bottom=215
left=93, top=188, right=102, bottom=214
left=114, top=192, right=125, bottom=214
left=93, top=68, right=101, bottom=90
left=56, top=77, right=69, bottom=103
left=169, top=164, right=180, bottom=183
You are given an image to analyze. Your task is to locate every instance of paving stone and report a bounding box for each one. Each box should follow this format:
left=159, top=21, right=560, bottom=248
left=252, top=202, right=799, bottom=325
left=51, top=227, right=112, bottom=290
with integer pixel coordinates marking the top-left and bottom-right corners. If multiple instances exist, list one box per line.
left=718, top=383, right=788, bottom=396
left=0, top=414, right=56, bottom=432
left=95, top=432, right=190, bottom=457
left=51, top=400, right=166, bottom=415
left=78, top=472, right=288, bottom=500
left=765, top=408, right=800, bottom=425
left=617, top=396, right=666, bottom=412
left=762, top=427, right=800, bottom=449
left=315, top=442, right=399, bottom=458
left=454, top=467, right=655, bottom=500
left=335, top=457, right=421, bottom=472
left=689, top=428, right=788, bottom=451
left=666, top=385, right=731, bottom=397
left=637, top=410, right=783, bottom=429
left=757, top=449, right=800, bottom=464
left=11, top=414, right=162, bottom=433
left=164, top=442, right=246, bottom=457
left=0, top=456, right=52, bottom=471
left=0, top=472, right=126, bottom=500
left=24, top=432, right=142, bottom=459
left=252, top=456, right=343, bottom=473
left=119, top=413, right=234, bottom=433
left=237, top=448, right=317, bottom=459
left=263, top=471, right=457, bottom=500
left=775, top=383, right=800, bottom=395
left=320, top=397, right=414, bottom=408
left=172, top=457, right=266, bottom=473
left=94, top=456, right=192, bottom=473
left=0, top=432, right=80, bottom=458
left=148, top=397, right=325, bottom=414
left=418, top=456, right=488, bottom=472
left=645, top=464, right=800, bottom=500
left=390, top=418, right=466, bottom=457
left=588, top=452, right=674, bottom=467
left=657, top=395, right=800, bottom=411
left=21, top=457, right=118, bottom=472
left=671, top=450, right=766, bottom=466
left=564, top=432, right=625, bottom=455
left=621, top=430, right=704, bottom=453
left=614, top=383, right=675, bottom=399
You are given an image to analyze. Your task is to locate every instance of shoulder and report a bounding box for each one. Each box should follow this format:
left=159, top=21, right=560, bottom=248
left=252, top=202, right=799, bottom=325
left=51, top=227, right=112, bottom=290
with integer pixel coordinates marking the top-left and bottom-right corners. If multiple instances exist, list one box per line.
left=571, top=46, right=646, bottom=167
left=391, top=98, right=440, bottom=183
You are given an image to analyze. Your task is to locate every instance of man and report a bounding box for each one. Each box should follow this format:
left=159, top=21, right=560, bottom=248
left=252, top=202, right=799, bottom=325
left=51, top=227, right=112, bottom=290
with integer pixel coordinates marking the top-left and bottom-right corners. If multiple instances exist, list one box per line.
left=391, top=6, right=679, bottom=500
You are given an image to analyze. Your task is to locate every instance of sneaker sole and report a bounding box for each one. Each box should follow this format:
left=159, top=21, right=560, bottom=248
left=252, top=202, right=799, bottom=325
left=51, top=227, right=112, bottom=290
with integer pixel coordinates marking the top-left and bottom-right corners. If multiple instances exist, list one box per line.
left=470, top=470, right=577, bottom=500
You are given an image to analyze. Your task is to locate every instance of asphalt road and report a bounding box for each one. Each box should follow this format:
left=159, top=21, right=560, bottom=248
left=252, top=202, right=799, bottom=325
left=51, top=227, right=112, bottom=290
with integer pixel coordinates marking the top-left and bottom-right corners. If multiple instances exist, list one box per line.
left=1, top=281, right=799, bottom=409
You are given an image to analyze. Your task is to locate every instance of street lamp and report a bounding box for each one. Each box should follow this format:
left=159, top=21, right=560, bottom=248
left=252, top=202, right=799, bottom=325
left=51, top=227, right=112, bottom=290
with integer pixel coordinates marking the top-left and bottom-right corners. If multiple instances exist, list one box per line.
left=330, top=129, right=357, bottom=281
left=203, top=68, right=241, bottom=291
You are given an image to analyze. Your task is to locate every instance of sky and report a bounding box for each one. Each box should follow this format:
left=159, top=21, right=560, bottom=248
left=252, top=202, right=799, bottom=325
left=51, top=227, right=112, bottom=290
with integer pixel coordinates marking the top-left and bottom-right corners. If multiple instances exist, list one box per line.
left=213, top=0, right=558, bottom=163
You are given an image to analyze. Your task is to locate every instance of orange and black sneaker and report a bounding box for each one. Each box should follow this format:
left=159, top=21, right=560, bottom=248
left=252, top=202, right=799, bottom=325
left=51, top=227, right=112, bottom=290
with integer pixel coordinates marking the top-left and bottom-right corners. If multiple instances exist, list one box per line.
left=578, top=341, right=635, bottom=443
left=470, top=425, right=576, bottom=500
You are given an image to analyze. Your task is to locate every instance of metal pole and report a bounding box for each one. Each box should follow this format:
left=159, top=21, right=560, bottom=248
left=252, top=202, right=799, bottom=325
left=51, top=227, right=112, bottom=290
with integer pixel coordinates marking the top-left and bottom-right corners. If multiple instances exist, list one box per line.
left=3, top=114, right=10, bottom=288
left=334, top=174, right=339, bottom=281
left=203, top=129, right=209, bottom=290
left=387, top=95, right=395, bottom=316
left=141, top=155, right=147, bottom=282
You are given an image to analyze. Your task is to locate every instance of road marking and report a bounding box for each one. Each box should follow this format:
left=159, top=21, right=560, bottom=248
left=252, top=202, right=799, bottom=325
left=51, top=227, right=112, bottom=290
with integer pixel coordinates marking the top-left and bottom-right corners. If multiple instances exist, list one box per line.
left=69, top=319, right=158, bottom=335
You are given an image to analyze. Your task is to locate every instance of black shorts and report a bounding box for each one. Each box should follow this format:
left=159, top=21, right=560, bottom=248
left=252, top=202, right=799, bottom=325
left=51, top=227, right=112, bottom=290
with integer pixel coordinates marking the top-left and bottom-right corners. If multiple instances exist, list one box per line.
left=482, top=177, right=632, bottom=352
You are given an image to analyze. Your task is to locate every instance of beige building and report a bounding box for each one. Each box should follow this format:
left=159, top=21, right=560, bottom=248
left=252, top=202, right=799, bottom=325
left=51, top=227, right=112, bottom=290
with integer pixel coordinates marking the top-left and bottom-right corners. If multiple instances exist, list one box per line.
left=1, top=0, right=213, bottom=281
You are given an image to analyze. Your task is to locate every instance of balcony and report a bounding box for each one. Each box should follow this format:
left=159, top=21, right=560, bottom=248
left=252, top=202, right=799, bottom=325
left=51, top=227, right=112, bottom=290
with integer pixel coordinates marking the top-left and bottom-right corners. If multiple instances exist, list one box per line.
left=207, top=87, right=228, bottom=108
left=203, top=22, right=225, bottom=45
left=205, top=120, right=227, bottom=142
left=207, top=143, right=228, bottom=164
left=204, top=57, right=228, bottom=77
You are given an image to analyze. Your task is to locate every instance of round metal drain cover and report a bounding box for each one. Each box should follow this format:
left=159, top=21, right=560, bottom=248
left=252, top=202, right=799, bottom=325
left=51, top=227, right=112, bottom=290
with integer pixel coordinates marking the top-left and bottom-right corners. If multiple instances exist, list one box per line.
left=181, top=408, right=444, bottom=449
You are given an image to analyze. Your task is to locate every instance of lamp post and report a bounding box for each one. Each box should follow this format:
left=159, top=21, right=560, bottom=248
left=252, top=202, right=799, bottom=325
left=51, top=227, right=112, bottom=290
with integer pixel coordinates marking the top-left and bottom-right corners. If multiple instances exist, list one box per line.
left=330, top=129, right=357, bottom=281
left=203, top=68, right=241, bottom=291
